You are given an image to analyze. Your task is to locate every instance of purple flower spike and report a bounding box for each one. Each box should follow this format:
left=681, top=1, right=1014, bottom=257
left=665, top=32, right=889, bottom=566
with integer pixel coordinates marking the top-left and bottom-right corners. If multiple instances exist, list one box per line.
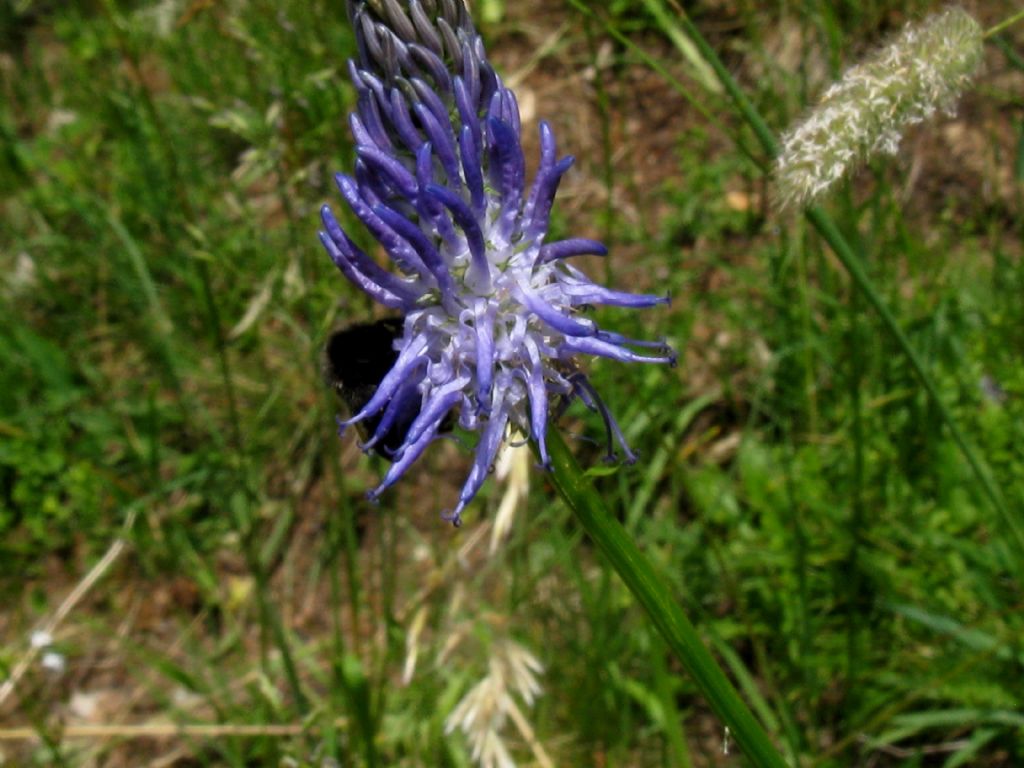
left=323, top=0, right=674, bottom=525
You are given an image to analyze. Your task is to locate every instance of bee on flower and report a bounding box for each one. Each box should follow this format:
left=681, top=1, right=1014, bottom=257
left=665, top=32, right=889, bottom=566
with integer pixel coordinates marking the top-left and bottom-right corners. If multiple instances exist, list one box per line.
left=322, top=0, right=674, bottom=525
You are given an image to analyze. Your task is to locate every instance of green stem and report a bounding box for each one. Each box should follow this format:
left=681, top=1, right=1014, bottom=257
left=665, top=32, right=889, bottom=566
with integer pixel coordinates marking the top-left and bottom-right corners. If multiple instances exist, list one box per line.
left=663, top=0, right=779, bottom=156
left=985, top=8, right=1024, bottom=39
left=805, top=208, right=1023, bottom=553
left=565, top=0, right=742, bottom=164
left=543, top=430, right=788, bottom=768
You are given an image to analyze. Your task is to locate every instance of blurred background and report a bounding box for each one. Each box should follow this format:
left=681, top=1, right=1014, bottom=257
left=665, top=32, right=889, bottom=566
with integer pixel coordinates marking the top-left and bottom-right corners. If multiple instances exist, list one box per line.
left=2, top=0, right=1024, bottom=765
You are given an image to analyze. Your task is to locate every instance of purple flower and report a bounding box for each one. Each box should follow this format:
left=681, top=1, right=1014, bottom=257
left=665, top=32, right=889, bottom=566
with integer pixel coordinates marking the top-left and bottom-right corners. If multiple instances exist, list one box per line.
left=322, top=0, right=674, bottom=525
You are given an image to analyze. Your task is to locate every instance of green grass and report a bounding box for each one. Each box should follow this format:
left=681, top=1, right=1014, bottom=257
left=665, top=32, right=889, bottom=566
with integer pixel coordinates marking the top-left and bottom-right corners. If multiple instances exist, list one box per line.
left=2, top=0, right=1024, bottom=765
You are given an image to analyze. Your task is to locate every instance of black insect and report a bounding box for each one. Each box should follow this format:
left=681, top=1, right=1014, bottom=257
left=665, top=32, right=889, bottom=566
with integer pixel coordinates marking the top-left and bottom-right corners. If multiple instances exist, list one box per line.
left=323, top=317, right=416, bottom=459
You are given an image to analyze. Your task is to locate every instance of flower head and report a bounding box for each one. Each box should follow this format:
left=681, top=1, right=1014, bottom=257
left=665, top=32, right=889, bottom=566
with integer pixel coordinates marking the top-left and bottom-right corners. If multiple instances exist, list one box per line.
left=322, top=0, right=674, bottom=525
left=775, top=6, right=983, bottom=210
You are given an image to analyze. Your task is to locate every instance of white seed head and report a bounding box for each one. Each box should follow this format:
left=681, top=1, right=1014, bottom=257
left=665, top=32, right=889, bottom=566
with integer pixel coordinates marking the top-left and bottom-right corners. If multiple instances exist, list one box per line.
left=40, top=651, right=66, bottom=675
left=498, top=640, right=543, bottom=706
left=30, top=630, right=53, bottom=649
left=445, top=639, right=545, bottom=768
left=775, top=6, right=983, bottom=210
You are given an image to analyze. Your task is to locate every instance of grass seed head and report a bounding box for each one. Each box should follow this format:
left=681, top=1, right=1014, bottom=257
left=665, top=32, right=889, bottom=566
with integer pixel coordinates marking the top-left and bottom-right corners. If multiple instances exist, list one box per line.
left=775, top=6, right=983, bottom=210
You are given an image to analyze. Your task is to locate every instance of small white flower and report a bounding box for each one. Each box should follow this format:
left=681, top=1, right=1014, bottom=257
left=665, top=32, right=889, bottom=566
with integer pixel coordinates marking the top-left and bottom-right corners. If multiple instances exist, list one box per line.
left=40, top=651, right=66, bottom=675
left=29, top=630, right=53, bottom=649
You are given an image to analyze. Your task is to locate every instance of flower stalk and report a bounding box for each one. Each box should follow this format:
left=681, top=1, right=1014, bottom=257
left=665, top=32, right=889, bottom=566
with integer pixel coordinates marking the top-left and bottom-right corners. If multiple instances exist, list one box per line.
left=541, top=429, right=789, bottom=768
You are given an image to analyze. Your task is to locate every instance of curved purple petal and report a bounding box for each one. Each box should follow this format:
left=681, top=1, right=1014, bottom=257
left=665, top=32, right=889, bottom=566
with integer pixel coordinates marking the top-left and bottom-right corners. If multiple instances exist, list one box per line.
left=370, top=423, right=442, bottom=499
left=486, top=116, right=525, bottom=219
left=569, top=373, right=638, bottom=464
left=517, top=285, right=596, bottom=337
left=408, top=1, right=443, bottom=55
left=318, top=231, right=410, bottom=309
left=538, top=238, right=608, bottom=264
left=336, top=173, right=432, bottom=279
left=562, top=335, right=677, bottom=365
left=356, top=144, right=418, bottom=198
left=425, top=183, right=490, bottom=289
left=342, top=337, right=430, bottom=424
left=388, top=88, right=424, bottom=152
left=459, top=124, right=485, bottom=214
left=411, top=77, right=453, bottom=133
left=523, top=336, right=550, bottom=468
left=560, top=282, right=670, bottom=309
left=360, top=379, right=423, bottom=454
left=453, top=76, right=482, bottom=154
left=413, top=102, right=462, bottom=187
left=523, top=155, right=574, bottom=242
left=321, top=205, right=422, bottom=301
left=373, top=203, right=457, bottom=300
left=470, top=300, right=495, bottom=412
left=448, top=400, right=508, bottom=527
left=403, top=375, right=468, bottom=445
